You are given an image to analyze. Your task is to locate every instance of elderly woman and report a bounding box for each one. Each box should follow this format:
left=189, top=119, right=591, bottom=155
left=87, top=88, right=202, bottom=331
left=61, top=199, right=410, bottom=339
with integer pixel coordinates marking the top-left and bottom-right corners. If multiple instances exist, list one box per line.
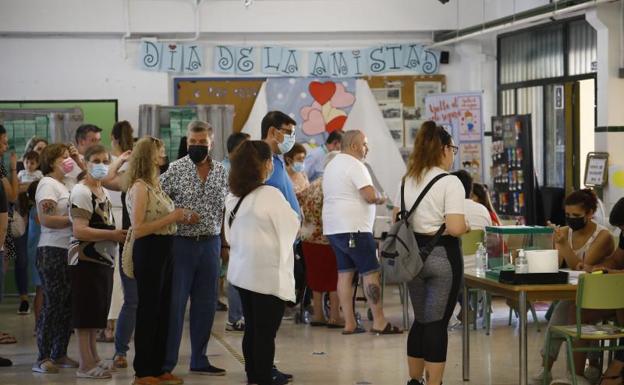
left=284, top=143, right=310, bottom=194
left=68, top=145, right=128, bottom=379
left=225, top=140, right=300, bottom=385
left=298, top=151, right=342, bottom=327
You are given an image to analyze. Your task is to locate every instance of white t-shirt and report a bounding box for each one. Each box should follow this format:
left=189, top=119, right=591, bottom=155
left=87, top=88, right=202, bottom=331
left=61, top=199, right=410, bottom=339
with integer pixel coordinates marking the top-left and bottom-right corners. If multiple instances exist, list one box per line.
left=322, top=153, right=375, bottom=235
left=464, top=199, right=493, bottom=230
left=395, top=167, right=465, bottom=234
left=35, top=176, right=72, bottom=249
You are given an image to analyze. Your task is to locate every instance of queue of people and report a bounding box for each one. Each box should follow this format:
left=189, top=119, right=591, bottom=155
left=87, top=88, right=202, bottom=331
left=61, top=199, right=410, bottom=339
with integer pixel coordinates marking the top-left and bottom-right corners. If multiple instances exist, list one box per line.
left=1, top=111, right=623, bottom=385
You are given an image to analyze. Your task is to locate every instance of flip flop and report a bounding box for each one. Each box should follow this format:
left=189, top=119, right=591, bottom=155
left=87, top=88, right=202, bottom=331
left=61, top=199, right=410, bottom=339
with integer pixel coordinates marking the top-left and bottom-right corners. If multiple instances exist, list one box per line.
left=327, top=323, right=345, bottom=329
left=309, top=321, right=327, bottom=327
left=341, top=326, right=366, bottom=335
left=76, top=366, right=112, bottom=379
left=371, top=323, right=403, bottom=335
left=0, top=333, right=17, bottom=344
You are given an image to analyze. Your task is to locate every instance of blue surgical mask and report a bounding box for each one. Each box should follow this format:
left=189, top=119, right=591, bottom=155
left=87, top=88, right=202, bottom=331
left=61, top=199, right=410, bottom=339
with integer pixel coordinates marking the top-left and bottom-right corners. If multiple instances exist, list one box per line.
left=277, top=132, right=296, bottom=154
left=292, top=161, right=305, bottom=173
left=89, top=163, right=109, bottom=180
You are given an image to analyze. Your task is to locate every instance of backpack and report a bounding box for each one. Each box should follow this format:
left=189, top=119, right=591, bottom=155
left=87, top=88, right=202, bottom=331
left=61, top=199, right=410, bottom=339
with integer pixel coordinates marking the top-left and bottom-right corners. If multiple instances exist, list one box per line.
left=380, top=173, right=449, bottom=283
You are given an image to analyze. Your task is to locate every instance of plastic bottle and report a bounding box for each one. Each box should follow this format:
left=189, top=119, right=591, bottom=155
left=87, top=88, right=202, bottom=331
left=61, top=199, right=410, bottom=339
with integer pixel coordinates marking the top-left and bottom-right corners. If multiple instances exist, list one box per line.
left=515, top=249, right=529, bottom=274
left=475, top=242, right=487, bottom=277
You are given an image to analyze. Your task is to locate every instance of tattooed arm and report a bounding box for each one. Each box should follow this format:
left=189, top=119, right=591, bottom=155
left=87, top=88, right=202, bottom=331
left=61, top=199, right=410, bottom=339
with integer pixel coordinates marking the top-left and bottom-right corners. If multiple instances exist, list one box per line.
left=37, top=199, right=71, bottom=229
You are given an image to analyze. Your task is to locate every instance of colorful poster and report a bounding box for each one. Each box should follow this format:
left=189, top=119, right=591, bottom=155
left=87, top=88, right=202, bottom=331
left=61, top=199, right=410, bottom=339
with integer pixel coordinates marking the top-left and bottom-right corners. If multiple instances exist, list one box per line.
left=459, top=142, right=483, bottom=182
left=425, top=91, right=483, bottom=142
left=266, top=78, right=356, bottom=145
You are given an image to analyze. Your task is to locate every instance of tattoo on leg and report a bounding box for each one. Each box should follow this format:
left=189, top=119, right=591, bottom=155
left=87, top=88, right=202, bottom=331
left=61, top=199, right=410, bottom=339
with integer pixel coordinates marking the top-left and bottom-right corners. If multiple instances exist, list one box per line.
left=366, top=284, right=381, bottom=305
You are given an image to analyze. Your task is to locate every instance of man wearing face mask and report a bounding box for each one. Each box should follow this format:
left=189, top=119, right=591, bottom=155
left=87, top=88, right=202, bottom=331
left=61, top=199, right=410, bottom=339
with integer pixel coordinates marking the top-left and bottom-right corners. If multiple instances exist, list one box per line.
left=260, top=111, right=301, bottom=218
left=159, top=121, right=229, bottom=380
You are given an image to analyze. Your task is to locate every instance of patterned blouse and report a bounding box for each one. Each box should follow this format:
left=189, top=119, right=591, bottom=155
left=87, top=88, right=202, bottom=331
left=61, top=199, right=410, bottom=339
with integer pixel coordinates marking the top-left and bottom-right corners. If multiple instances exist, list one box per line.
left=126, top=179, right=177, bottom=236
left=68, top=183, right=117, bottom=267
left=298, top=178, right=328, bottom=245
left=160, top=156, right=228, bottom=237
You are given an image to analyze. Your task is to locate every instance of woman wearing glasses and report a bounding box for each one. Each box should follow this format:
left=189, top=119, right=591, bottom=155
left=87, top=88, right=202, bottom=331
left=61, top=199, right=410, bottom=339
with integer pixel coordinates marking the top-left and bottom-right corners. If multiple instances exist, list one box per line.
left=393, top=121, right=467, bottom=385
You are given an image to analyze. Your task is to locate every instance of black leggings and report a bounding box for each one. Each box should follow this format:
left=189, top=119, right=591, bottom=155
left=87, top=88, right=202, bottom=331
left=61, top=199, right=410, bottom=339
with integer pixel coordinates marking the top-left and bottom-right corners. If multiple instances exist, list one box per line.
left=407, top=235, right=462, bottom=363
left=237, top=286, right=285, bottom=385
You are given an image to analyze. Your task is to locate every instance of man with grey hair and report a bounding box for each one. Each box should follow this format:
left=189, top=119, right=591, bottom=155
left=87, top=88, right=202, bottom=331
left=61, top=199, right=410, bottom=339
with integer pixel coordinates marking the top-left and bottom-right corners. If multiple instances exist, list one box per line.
left=323, top=130, right=402, bottom=335
left=160, top=120, right=229, bottom=381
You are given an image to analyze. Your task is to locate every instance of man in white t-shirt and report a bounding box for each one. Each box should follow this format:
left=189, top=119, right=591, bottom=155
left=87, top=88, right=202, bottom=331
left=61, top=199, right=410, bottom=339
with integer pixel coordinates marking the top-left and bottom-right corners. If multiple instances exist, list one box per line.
left=451, top=170, right=492, bottom=230
left=322, top=130, right=402, bottom=335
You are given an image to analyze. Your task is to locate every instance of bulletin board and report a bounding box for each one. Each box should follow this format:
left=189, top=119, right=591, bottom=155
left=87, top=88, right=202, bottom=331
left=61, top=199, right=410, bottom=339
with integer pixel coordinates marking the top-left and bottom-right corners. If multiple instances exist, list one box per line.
left=174, top=78, right=265, bottom=133
left=366, top=75, right=446, bottom=107
left=0, top=100, right=118, bottom=147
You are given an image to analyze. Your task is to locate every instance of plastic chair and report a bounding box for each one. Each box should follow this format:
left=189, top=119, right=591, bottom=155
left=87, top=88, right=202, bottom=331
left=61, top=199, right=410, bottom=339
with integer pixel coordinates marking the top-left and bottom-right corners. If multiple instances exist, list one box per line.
left=543, top=273, right=624, bottom=385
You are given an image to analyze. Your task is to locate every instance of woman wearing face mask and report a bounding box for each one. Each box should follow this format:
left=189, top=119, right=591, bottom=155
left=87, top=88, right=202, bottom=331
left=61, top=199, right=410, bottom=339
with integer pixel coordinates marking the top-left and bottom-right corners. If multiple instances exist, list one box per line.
left=68, top=145, right=128, bottom=379
left=534, top=189, right=614, bottom=385
left=284, top=143, right=309, bottom=195
left=32, top=144, right=78, bottom=374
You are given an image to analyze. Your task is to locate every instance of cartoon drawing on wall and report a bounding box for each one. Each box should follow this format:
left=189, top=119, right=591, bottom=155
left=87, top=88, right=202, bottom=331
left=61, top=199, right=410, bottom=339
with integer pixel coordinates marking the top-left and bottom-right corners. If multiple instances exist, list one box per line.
left=460, top=142, right=483, bottom=182
left=266, top=78, right=356, bottom=145
left=458, top=95, right=481, bottom=141
left=300, top=81, right=356, bottom=136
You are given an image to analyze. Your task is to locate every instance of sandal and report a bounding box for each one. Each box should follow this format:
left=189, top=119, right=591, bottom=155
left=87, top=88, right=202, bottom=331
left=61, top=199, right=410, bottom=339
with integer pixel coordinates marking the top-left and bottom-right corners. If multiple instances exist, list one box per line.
left=113, top=355, right=128, bottom=369
left=327, top=323, right=345, bottom=329
left=0, top=332, right=17, bottom=344
left=32, top=359, right=59, bottom=374
left=342, top=326, right=366, bottom=335
left=309, top=320, right=327, bottom=327
left=76, top=366, right=112, bottom=379
left=371, top=323, right=403, bottom=335
left=97, top=359, right=116, bottom=372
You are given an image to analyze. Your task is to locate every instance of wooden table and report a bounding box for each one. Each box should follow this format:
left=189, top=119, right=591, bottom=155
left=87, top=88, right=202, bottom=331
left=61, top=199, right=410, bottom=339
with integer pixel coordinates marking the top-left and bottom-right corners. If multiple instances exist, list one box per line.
left=462, top=270, right=577, bottom=385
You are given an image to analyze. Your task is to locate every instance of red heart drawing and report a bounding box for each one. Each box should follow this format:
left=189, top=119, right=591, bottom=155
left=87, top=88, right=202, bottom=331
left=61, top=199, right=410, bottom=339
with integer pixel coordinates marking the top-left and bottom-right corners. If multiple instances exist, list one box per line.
left=168, top=44, right=177, bottom=50
left=326, top=115, right=347, bottom=133
left=309, top=81, right=336, bottom=105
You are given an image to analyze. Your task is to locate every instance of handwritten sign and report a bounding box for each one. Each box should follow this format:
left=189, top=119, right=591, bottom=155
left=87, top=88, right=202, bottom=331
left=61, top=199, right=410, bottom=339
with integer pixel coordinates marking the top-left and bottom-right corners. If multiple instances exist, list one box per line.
left=216, top=43, right=440, bottom=77
left=584, top=153, right=609, bottom=187
left=425, top=92, right=483, bottom=142
left=139, top=41, right=203, bottom=73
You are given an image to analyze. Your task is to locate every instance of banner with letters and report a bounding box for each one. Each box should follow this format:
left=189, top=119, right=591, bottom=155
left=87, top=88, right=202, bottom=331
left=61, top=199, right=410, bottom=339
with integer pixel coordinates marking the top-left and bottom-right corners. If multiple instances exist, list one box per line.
left=137, top=40, right=441, bottom=76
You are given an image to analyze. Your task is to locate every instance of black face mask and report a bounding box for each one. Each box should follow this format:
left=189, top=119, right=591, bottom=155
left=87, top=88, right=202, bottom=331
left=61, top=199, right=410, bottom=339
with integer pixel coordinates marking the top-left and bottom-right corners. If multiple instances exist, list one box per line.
left=566, top=216, right=587, bottom=232
left=188, top=145, right=209, bottom=164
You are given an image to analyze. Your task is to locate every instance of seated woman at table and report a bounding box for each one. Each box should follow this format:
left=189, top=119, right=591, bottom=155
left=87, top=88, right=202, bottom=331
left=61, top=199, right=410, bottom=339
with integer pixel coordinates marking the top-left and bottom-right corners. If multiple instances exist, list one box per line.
left=534, top=189, right=614, bottom=385
left=562, top=197, right=624, bottom=385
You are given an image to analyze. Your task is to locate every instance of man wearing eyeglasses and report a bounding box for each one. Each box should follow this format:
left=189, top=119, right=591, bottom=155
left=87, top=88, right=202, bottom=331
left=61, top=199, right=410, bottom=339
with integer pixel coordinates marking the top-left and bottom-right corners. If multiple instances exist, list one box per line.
left=261, top=111, right=301, bottom=218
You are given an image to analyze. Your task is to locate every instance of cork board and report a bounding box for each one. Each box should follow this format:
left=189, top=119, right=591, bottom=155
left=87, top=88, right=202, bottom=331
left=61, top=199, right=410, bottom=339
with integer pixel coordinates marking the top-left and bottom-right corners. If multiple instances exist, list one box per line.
left=175, top=78, right=265, bottom=133
left=366, top=75, right=446, bottom=107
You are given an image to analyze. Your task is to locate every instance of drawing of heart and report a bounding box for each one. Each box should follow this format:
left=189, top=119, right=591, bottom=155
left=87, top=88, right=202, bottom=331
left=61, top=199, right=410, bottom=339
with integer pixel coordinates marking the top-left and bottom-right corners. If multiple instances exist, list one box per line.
left=330, top=83, right=356, bottom=108
left=301, top=109, right=326, bottom=136
left=168, top=44, right=177, bottom=50
left=326, top=116, right=348, bottom=133
left=309, top=81, right=336, bottom=105
left=300, top=101, right=322, bottom=120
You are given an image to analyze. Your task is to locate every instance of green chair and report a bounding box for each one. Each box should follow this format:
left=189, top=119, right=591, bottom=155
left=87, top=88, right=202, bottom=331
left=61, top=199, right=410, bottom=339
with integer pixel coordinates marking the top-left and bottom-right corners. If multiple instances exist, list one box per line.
left=543, top=273, right=624, bottom=385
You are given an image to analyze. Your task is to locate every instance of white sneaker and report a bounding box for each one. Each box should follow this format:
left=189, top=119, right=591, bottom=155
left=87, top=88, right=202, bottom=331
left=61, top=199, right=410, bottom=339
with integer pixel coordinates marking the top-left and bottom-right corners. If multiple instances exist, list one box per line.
left=532, top=367, right=552, bottom=384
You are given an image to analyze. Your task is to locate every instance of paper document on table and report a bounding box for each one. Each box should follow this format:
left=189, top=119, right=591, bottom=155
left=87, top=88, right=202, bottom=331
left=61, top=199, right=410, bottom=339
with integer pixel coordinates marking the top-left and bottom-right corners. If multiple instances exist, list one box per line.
left=560, top=268, right=584, bottom=284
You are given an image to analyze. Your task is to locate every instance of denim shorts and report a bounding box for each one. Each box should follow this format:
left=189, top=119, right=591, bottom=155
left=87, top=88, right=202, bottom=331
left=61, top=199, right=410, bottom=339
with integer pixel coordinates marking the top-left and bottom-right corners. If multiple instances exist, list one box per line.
left=327, top=232, right=380, bottom=275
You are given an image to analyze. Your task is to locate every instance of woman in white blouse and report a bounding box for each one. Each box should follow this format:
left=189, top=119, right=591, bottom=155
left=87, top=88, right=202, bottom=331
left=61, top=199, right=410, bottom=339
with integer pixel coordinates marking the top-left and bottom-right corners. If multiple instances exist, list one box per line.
left=225, top=140, right=299, bottom=385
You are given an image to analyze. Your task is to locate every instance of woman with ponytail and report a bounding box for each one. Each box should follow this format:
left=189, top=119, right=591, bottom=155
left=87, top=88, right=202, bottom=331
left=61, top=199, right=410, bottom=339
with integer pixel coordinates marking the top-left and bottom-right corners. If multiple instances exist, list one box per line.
left=394, top=121, right=467, bottom=385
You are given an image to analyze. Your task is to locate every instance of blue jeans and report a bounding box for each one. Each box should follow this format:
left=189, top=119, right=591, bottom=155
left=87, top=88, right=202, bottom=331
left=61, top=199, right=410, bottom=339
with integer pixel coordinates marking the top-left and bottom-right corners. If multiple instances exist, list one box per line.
left=115, top=252, right=138, bottom=357
left=227, top=281, right=243, bottom=323
left=163, top=235, right=220, bottom=372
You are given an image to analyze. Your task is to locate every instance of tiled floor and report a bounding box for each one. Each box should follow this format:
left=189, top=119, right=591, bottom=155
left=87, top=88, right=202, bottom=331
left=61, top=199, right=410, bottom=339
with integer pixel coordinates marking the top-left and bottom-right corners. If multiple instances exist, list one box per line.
left=0, top=288, right=571, bottom=385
